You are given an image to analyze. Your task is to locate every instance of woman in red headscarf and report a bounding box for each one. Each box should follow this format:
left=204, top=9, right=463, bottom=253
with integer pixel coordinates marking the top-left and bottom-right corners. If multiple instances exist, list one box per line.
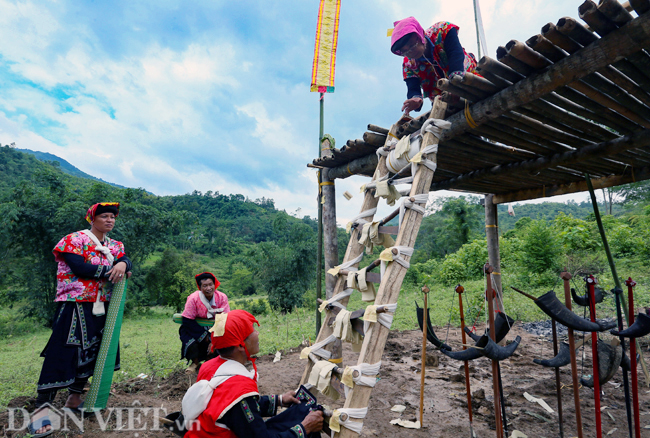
left=181, top=310, right=324, bottom=438
left=180, top=272, right=230, bottom=374
left=390, top=17, right=478, bottom=115
left=29, top=202, right=133, bottom=437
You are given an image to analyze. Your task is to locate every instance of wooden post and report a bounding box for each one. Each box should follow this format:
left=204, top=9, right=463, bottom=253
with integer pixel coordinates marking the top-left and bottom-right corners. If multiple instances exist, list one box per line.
left=485, top=263, right=504, bottom=438
left=336, top=97, right=448, bottom=438
left=321, top=139, right=338, bottom=299
left=484, top=195, right=503, bottom=312
left=561, top=271, right=584, bottom=438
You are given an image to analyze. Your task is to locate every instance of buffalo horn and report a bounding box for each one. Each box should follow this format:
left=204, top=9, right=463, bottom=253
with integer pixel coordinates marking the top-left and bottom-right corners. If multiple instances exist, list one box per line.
left=571, top=286, right=605, bottom=307
left=440, top=345, right=485, bottom=361
left=610, top=313, right=650, bottom=338
left=416, top=302, right=452, bottom=351
left=533, top=342, right=572, bottom=368
left=475, top=334, right=522, bottom=361
left=464, top=312, right=515, bottom=343
left=535, top=290, right=616, bottom=332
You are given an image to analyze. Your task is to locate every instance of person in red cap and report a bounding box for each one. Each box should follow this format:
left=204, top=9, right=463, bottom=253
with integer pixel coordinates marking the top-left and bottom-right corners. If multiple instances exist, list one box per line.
left=182, top=310, right=323, bottom=438
left=180, top=272, right=230, bottom=374
left=30, top=202, right=133, bottom=437
left=390, top=17, right=478, bottom=115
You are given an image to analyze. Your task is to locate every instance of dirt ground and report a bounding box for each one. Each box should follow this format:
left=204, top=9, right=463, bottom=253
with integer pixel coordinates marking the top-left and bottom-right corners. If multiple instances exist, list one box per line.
left=3, top=324, right=650, bottom=438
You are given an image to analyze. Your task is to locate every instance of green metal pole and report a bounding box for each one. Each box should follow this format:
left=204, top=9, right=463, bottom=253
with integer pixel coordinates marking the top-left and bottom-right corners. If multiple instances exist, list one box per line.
left=585, top=173, right=650, bottom=386
left=584, top=173, right=621, bottom=290
left=316, top=93, right=324, bottom=336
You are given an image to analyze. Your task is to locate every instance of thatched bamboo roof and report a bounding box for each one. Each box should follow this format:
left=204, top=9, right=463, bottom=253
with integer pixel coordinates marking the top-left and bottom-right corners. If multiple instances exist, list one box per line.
left=309, top=0, right=650, bottom=204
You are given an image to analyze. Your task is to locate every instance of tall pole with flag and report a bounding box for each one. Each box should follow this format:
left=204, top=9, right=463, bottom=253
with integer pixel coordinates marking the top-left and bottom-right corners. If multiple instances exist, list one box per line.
left=311, top=0, right=340, bottom=335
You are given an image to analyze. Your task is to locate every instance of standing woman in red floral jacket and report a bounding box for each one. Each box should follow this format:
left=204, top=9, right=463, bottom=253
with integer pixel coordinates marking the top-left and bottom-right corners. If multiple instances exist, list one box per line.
left=28, top=202, right=132, bottom=437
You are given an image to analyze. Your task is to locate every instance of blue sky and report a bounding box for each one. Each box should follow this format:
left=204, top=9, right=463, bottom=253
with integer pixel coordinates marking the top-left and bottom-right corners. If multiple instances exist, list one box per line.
left=0, top=0, right=594, bottom=222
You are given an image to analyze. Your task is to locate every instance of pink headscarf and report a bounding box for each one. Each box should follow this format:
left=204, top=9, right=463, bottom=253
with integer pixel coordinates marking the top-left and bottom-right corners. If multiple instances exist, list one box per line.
left=391, top=17, right=426, bottom=54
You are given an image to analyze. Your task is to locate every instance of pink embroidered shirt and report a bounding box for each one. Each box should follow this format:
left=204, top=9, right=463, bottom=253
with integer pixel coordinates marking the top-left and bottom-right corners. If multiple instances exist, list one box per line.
left=182, top=290, right=230, bottom=320
left=52, top=231, right=126, bottom=302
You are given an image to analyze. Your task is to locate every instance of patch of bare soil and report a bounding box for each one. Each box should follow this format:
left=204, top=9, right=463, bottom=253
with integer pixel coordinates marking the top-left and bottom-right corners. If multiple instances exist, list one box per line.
left=3, top=325, right=650, bottom=438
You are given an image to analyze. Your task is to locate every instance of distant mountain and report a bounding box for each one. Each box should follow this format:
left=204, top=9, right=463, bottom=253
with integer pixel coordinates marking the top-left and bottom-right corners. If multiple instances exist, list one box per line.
left=18, top=148, right=129, bottom=189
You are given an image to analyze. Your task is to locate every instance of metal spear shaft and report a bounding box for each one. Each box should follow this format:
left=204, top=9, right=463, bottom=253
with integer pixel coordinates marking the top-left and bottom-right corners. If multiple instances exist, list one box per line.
left=625, top=277, right=641, bottom=438
left=587, top=275, right=603, bottom=438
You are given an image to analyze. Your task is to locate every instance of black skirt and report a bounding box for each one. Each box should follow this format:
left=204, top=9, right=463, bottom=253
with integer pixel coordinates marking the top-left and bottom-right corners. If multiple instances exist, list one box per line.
left=37, top=301, right=120, bottom=392
left=179, top=317, right=211, bottom=362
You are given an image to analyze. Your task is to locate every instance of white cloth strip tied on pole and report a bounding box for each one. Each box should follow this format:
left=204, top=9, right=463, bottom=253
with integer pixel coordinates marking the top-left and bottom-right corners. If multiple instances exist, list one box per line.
left=379, top=246, right=415, bottom=278
left=319, top=288, right=354, bottom=313
left=360, top=174, right=387, bottom=193
left=408, top=118, right=451, bottom=176
left=329, top=407, right=369, bottom=434
left=345, top=208, right=378, bottom=234
left=363, top=303, right=398, bottom=334
left=342, top=361, right=382, bottom=397
left=300, top=334, right=337, bottom=360
left=346, top=268, right=377, bottom=302
left=356, top=267, right=377, bottom=302
left=399, top=194, right=429, bottom=228
left=308, top=360, right=340, bottom=400
left=327, top=253, right=364, bottom=277
left=332, top=309, right=363, bottom=351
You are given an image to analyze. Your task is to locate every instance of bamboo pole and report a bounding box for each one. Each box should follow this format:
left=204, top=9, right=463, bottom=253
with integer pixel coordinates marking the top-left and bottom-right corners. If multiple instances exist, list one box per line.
left=496, top=46, right=535, bottom=76
left=450, top=75, right=493, bottom=99
left=561, top=271, right=584, bottom=438
left=485, top=196, right=503, bottom=310
left=367, top=124, right=389, bottom=135
left=437, top=78, right=483, bottom=102
left=439, top=12, right=650, bottom=141
left=362, top=131, right=387, bottom=147
left=579, top=0, right=618, bottom=37
left=477, top=56, right=525, bottom=83
left=326, top=154, right=378, bottom=180
left=337, top=98, right=448, bottom=438
left=485, top=263, right=503, bottom=438
left=598, top=0, right=634, bottom=28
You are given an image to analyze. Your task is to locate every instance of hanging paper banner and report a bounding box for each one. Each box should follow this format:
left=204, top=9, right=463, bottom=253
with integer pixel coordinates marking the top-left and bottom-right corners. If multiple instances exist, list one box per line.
left=310, top=0, right=341, bottom=93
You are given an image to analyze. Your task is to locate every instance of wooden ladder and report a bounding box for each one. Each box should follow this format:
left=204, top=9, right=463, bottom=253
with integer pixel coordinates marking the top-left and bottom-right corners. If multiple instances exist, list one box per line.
left=300, top=97, right=448, bottom=438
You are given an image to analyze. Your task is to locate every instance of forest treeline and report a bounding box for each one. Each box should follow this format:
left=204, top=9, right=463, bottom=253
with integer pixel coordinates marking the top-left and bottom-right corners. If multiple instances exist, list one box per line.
left=2, top=145, right=650, bottom=331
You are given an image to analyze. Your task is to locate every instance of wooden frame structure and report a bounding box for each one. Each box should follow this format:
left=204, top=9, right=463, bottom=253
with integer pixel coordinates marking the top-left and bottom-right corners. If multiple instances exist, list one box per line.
left=306, top=2, right=650, bottom=437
